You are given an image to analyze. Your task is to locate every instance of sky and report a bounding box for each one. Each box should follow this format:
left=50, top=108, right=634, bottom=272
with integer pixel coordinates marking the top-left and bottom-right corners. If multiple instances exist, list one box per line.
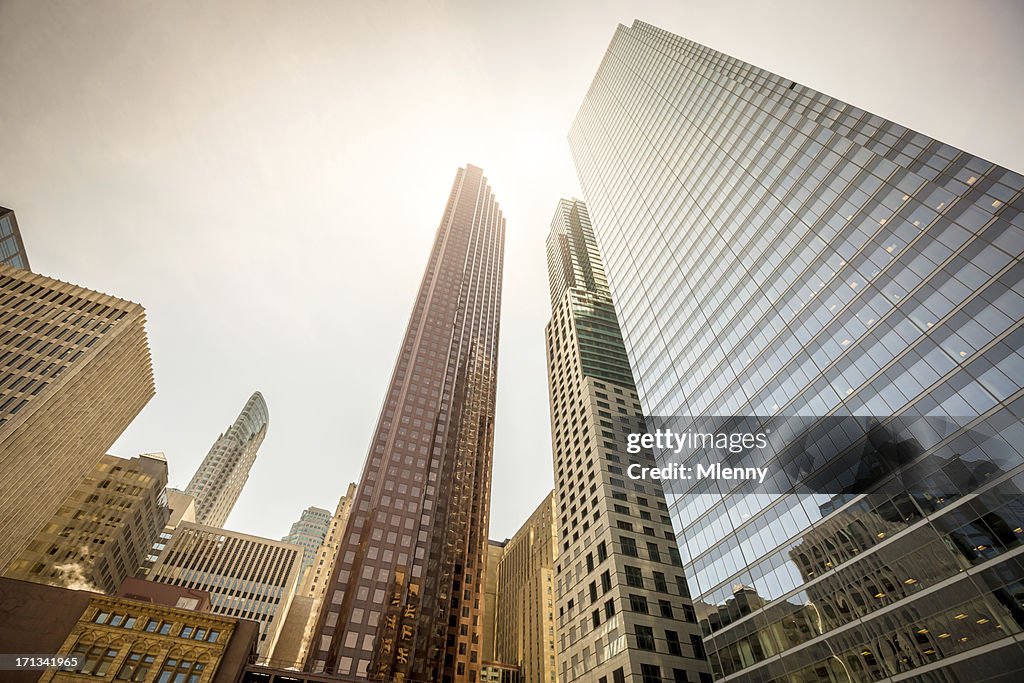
left=1, top=0, right=1022, bottom=542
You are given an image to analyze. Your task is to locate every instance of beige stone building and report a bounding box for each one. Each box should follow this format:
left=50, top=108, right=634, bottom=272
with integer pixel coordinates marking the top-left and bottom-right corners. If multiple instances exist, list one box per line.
left=544, top=200, right=709, bottom=683
left=271, top=482, right=356, bottom=669
left=482, top=539, right=506, bottom=663
left=4, top=452, right=169, bottom=593
left=492, top=492, right=559, bottom=683
left=0, top=264, right=154, bottom=573
left=148, top=522, right=302, bottom=662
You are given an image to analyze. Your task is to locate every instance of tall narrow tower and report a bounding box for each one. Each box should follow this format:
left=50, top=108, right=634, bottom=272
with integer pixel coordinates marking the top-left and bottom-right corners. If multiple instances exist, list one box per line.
left=544, top=199, right=709, bottom=683
left=309, top=165, right=505, bottom=683
left=185, top=391, right=268, bottom=527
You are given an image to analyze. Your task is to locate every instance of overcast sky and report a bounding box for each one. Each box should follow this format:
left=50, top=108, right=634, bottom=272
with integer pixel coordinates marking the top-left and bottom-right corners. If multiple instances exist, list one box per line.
left=1, top=0, right=1022, bottom=542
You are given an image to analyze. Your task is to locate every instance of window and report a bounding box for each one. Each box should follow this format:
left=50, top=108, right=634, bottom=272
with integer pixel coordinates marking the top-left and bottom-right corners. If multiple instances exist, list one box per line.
left=156, top=657, right=205, bottom=683
left=621, top=537, right=638, bottom=557
left=641, top=663, right=662, bottom=683
left=691, top=634, right=707, bottom=660
left=597, top=542, right=608, bottom=562
left=604, top=599, right=615, bottom=618
left=589, top=582, right=598, bottom=603
left=676, top=576, right=690, bottom=598
left=653, top=571, right=668, bottom=592
left=624, top=565, right=643, bottom=588
left=659, top=600, right=673, bottom=618
left=647, top=542, right=661, bottom=563
left=601, top=570, right=612, bottom=593
left=666, top=630, right=682, bottom=656
left=68, top=644, right=119, bottom=676
left=629, top=594, right=648, bottom=614
left=613, top=668, right=626, bottom=683
left=92, top=611, right=110, bottom=624
left=672, top=669, right=689, bottom=683
left=636, top=625, right=656, bottom=651
left=116, top=652, right=156, bottom=681
left=592, top=609, right=601, bottom=628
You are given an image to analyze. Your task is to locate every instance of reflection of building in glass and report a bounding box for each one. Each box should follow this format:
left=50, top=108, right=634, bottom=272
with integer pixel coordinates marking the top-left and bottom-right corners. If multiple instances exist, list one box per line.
left=308, top=165, right=505, bottom=683
left=570, top=20, right=1024, bottom=679
left=544, top=199, right=710, bottom=683
left=185, top=391, right=269, bottom=528
left=148, top=522, right=301, bottom=662
left=491, top=492, right=558, bottom=683
left=0, top=206, right=30, bottom=270
left=0, top=264, right=155, bottom=574
left=4, top=453, right=169, bottom=594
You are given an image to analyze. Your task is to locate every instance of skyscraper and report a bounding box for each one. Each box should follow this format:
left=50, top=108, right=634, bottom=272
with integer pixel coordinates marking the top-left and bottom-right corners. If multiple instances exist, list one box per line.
left=570, top=21, right=1024, bottom=680
left=283, top=505, right=333, bottom=580
left=148, top=521, right=302, bottom=661
left=492, top=492, right=559, bottom=683
left=5, top=452, right=169, bottom=593
left=308, top=164, right=505, bottom=683
left=544, top=199, right=709, bottom=683
left=0, top=207, right=30, bottom=270
left=185, top=391, right=269, bottom=527
left=0, top=264, right=154, bottom=572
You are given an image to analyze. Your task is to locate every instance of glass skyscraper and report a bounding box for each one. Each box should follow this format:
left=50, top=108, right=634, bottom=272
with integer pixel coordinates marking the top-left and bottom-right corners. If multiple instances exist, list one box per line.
left=570, top=20, right=1024, bottom=682
left=309, top=165, right=505, bottom=683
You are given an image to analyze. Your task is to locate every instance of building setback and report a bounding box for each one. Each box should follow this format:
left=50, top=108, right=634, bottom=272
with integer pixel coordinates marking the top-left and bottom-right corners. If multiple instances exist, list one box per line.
left=4, top=452, right=169, bottom=593
left=569, top=20, right=1024, bottom=680
left=0, top=206, right=30, bottom=270
left=148, top=521, right=302, bottom=662
left=492, top=492, right=559, bottom=683
left=139, top=486, right=197, bottom=577
left=185, top=391, right=269, bottom=528
left=0, top=264, right=154, bottom=573
left=308, top=164, right=505, bottom=683
left=544, top=199, right=709, bottom=683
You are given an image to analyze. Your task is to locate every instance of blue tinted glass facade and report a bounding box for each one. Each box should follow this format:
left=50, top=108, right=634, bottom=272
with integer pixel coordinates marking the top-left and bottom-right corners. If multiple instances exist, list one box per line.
left=570, top=21, right=1024, bottom=681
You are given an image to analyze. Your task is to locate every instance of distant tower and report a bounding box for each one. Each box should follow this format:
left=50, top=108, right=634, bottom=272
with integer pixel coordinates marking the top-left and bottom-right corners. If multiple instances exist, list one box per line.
left=185, top=392, right=268, bottom=527
left=283, top=505, right=333, bottom=579
left=308, top=165, right=505, bottom=683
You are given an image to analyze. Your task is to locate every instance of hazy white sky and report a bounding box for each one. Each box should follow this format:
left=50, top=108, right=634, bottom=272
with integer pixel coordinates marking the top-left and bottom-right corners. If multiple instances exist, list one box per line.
left=1, top=0, right=1022, bottom=541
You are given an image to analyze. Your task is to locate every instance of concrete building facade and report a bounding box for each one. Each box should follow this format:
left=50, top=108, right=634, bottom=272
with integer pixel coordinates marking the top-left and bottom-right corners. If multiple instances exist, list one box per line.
left=148, top=521, right=302, bottom=662
left=0, top=264, right=154, bottom=572
left=544, top=199, right=710, bottom=683
left=493, top=492, right=559, bottom=683
left=4, top=452, right=169, bottom=593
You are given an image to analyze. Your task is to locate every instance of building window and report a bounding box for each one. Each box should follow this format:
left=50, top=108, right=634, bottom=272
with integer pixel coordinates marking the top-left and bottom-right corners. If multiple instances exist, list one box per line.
left=641, top=663, right=662, bottom=683
left=115, top=652, right=156, bottom=681
left=597, top=542, right=607, bottom=562
left=624, top=565, right=643, bottom=588
left=613, top=668, right=625, bottom=683
left=653, top=572, right=668, bottom=592
left=672, top=669, right=689, bottom=683
left=604, top=600, right=615, bottom=618
left=691, top=634, right=707, bottom=660
left=156, top=657, right=205, bottom=683
left=647, top=542, right=661, bottom=563
left=659, top=600, right=673, bottom=618
left=68, top=644, right=119, bottom=677
left=666, top=630, right=682, bottom=656
left=621, top=537, right=638, bottom=557
left=629, top=594, right=648, bottom=614
left=636, top=625, right=656, bottom=651
left=601, top=570, right=612, bottom=593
